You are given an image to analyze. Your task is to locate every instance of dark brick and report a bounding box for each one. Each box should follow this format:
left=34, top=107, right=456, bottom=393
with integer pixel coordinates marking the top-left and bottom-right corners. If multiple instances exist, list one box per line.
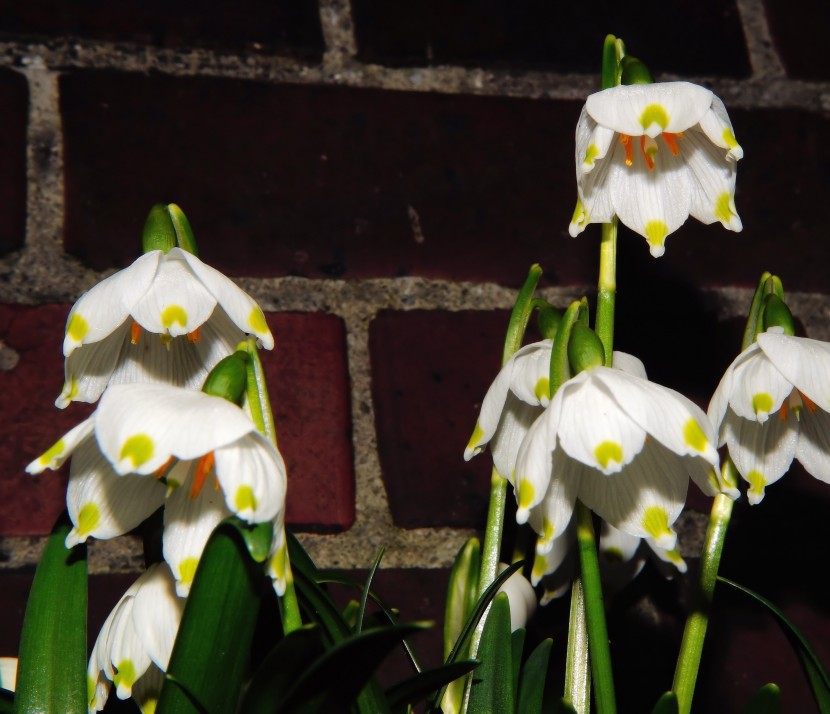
left=351, top=0, right=750, bottom=77
left=764, top=0, right=830, bottom=80
left=0, top=68, right=28, bottom=257
left=60, top=71, right=592, bottom=287
left=0, top=0, right=324, bottom=60
left=265, top=313, right=355, bottom=531
left=370, top=309, right=510, bottom=528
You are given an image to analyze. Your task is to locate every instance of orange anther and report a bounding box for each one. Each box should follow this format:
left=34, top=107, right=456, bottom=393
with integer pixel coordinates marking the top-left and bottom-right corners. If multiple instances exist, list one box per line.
left=640, top=136, right=655, bottom=171
left=620, top=134, right=633, bottom=166
left=779, top=401, right=789, bottom=422
left=130, top=321, right=143, bottom=345
left=187, top=327, right=202, bottom=344
left=153, top=456, right=175, bottom=479
left=800, top=391, right=818, bottom=413
left=190, top=452, right=215, bottom=499
left=662, top=132, right=681, bottom=156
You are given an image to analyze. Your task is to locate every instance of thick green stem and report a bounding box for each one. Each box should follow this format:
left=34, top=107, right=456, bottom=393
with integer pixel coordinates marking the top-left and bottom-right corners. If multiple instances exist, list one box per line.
left=565, top=576, right=591, bottom=713
left=575, top=502, right=616, bottom=714
left=672, top=490, right=735, bottom=714
left=595, top=219, right=618, bottom=367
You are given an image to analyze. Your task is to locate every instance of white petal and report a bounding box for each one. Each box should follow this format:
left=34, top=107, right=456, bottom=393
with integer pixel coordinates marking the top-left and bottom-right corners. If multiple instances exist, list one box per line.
left=25, top=418, right=94, bottom=474
left=586, top=82, right=715, bottom=137
left=599, top=521, right=641, bottom=563
left=496, top=565, right=537, bottom=631
left=574, top=143, right=618, bottom=233
left=95, top=384, right=255, bottom=475
left=576, top=108, right=616, bottom=176
left=215, top=432, right=287, bottom=523
left=513, top=409, right=555, bottom=523
left=757, top=332, right=830, bottom=413
left=57, top=323, right=131, bottom=408
left=106, top=596, right=152, bottom=700
left=266, top=525, right=288, bottom=595
left=131, top=251, right=217, bottom=337
left=130, top=564, right=185, bottom=669
left=178, top=249, right=274, bottom=349
left=697, top=95, right=743, bottom=161
left=63, top=251, right=161, bottom=356
left=527, top=446, right=582, bottom=549
left=723, top=409, right=798, bottom=504
left=727, top=349, right=793, bottom=422
left=556, top=372, right=646, bottom=475
left=66, top=438, right=166, bottom=546
left=795, top=408, right=830, bottom=483
left=490, top=397, right=544, bottom=483
left=132, top=664, right=165, bottom=714
left=682, top=127, right=742, bottom=231
left=611, top=350, right=647, bottom=378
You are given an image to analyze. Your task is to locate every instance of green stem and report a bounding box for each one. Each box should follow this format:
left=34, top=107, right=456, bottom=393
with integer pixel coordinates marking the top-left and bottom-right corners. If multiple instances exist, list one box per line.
left=565, top=576, right=591, bottom=713
left=575, top=502, right=616, bottom=714
left=595, top=219, right=618, bottom=367
left=277, top=538, right=303, bottom=634
left=672, top=489, right=735, bottom=714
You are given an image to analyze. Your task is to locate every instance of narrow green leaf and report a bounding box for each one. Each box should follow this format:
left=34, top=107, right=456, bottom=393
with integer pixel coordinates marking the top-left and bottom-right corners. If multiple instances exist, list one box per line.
left=386, top=661, right=479, bottom=713
left=468, top=593, right=515, bottom=714
left=551, top=699, right=580, bottom=714
left=276, top=624, right=427, bottom=714
left=357, top=548, right=385, bottom=633
left=240, top=625, right=326, bottom=714
left=719, top=576, right=830, bottom=713
left=741, top=684, right=781, bottom=714
left=444, top=538, right=481, bottom=659
left=651, top=691, right=679, bottom=714
left=156, top=518, right=264, bottom=714
left=15, top=513, right=87, bottom=714
left=511, top=628, right=526, bottom=704
left=518, top=638, right=553, bottom=714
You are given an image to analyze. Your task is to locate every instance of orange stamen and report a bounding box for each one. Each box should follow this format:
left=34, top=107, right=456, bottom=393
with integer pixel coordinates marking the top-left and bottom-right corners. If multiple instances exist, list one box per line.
left=662, top=132, right=681, bottom=156
left=153, top=456, right=175, bottom=479
left=800, top=391, right=818, bottom=413
left=640, top=136, right=655, bottom=171
left=187, top=327, right=202, bottom=344
left=620, top=134, right=633, bottom=166
left=190, top=451, right=215, bottom=499
left=779, top=401, right=789, bottom=422
left=130, top=321, right=143, bottom=345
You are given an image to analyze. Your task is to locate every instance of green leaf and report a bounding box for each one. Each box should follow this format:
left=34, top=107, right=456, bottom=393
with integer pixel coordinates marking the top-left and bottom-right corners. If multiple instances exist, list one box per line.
left=357, top=548, right=385, bottom=633
left=719, top=577, right=830, bottom=714
left=275, top=624, right=427, bottom=714
left=1, top=688, right=13, bottom=714
left=511, top=628, right=526, bottom=703
left=651, top=691, right=679, bottom=714
left=386, top=661, right=479, bottom=713
left=444, top=538, right=481, bottom=660
left=550, top=699, right=580, bottom=714
left=14, top=513, right=87, bottom=714
left=741, top=683, right=781, bottom=714
left=156, top=518, right=264, bottom=714
left=518, top=638, right=553, bottom=714
left=467, top=594, right=515, bottom=714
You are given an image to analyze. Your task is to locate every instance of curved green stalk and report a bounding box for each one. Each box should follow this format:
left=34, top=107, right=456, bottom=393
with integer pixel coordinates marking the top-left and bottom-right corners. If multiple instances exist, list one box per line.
left=595, top=219, right=618, bottom=367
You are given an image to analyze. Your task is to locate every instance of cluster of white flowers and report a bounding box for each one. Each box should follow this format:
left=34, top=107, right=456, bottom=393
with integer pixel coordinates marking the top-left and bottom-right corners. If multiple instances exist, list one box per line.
left=26, top=239, right=287, bottom=713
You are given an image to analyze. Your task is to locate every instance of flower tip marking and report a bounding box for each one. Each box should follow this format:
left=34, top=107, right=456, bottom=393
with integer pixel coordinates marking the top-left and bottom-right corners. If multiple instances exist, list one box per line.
left=118, top=434, right=155, bottom=473
left=642, top=505, right=676, bottom=550
left=644, top=220, right=669, bottom=258
left=594, top=440, right=624, bottom=473
left=746, top=470, right=767, bottom=505
left=752, top=393, right=774, bottom=422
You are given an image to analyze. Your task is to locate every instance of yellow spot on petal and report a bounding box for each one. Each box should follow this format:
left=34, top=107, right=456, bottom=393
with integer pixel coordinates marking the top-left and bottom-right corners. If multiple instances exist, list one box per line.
left=747, top=470, right=767, bottom=501
left=161, top=305, right=188, bottom=329
left=143, top=698, right=158, bottom=714
left=583, top=143, right=600, bottom=166
left=722, top=128, right=739, bottom=149
left=534, top=377, right=551, bottom=403
left=87, top=674, right=96, bottom=703
left=248, top=306, right=268, bottom=335
left=178, top=557, right=199, bottom=586
left=466, top=422, right=485, bottom=453
left=639, top=104, right=670, bottom=132
left=642, top=505, right=672, bottom=541
left=39, top=438, right=67, bottom=467
left=113, top=659, right=137, bottom=692
left=518, top=480, right=535, bottom=511
left=532, top=553, right=546, bottom=580
left=66, top=312, right=89, bottom=342
left=594, top=441, right=623, bottom=470
left=234, top=485, right=258, bottom=513
left=542, top=517, right=554, bottom=543
left=683, top=418, right=709, bottom=453
left=271, top=543, right=287, bottom=582
left=77, top=502, right=100, bottom=537
left=570, top=197, right=589, bottom=233
left=752, top=392, right=774, bottom=416
left=120, top=434, right=155, bottom=469
left=602, top=547, right=624, bottom=563
left=644, top=220, right=669, bottom=257
left=714, top=192, right=736, bottom=224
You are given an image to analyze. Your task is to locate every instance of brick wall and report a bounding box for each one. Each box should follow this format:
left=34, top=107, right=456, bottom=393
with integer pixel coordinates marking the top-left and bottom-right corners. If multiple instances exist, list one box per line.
left=1, top=1, right=829, bottom=710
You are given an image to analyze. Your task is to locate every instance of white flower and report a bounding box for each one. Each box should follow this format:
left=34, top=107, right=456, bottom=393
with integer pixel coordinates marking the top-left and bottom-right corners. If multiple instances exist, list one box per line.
left=57, top=248, right=274, bottom=408
left=569, top=81, right=743, bottom=257
left=88, top=563, right=184, bottom=714
left=514, top=354, right=724, bottom=552
left=27, top=383, right=287, bottom=596
left=496, top=563, right=537, bottom=631
left=709, top=329, right=830, bottom=504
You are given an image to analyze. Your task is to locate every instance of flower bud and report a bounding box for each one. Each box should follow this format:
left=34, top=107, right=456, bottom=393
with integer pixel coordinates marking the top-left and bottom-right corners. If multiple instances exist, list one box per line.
left=141, top=203, right=199, bottom=255
left=202, top=352, right=250, bottom=405
left=537, top=304, right=562, bottom=340
left=620, top=55, right=654, bottom=85
left=761, top=294, right=796, bottom=336
left=568, top=324, right=605, bottom=374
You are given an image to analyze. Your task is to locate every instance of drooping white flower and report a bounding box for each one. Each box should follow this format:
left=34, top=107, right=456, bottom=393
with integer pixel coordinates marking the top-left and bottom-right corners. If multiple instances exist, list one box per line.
left=514, top=354, right=725, bottom=552
left=27, top=383, right=287, bottom=596
left=57, top=248, right=274, bottom=408
left=88, top=563, right=184, bottom=714
left=569, top=81, right=743, bottom=257
left=496, top=563, right=537, bottom=631
left=709, top=328, right=830, bottom=504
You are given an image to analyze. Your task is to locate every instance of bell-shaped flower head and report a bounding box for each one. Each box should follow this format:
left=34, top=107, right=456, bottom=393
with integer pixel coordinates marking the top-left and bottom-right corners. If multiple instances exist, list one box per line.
left=709, top=328, right=830, bottom=503
left=569, top=81, right=743, bottom=257
left=88, top=563, right=184, bottom=713
left=57, top=247, right=274, bottom=408
left=514, top=352, right=725, bottom=553
left=27, top=383, right=287, bottom=596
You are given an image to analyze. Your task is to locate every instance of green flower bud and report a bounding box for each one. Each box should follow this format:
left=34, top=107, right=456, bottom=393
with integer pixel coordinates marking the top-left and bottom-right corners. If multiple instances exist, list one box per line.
left=141, top=203, right=199, bottom=255
left=761, top=294, right=796, bottom=336
left=620, top=55, right=654, bottom=85
left=568, top=323, right=605, bottom=374
left=537, top=304, right=562, bottom=340
left=168, top=203, right=199, bottom=256
left=202, top=351, right=250, bottom=404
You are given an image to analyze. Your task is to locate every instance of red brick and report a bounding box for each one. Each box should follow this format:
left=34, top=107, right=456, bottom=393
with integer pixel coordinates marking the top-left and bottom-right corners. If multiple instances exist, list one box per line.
left=0, top=306, right=353, bottom=535
left=0, top=0, right=323, bottom=59
left=351, top=0, right=750, bottom=77
left=264, top=313, right=355, bottom=531
left=0, top=68, right=28, bottom=258
left=763, top=0, right=830, bottom=80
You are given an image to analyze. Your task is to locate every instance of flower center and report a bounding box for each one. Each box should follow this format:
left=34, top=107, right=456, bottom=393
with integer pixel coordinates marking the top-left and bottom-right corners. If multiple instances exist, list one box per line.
left=620, top=132, right=683, bottom=170
left=190, top=451, right=216, bottom=499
